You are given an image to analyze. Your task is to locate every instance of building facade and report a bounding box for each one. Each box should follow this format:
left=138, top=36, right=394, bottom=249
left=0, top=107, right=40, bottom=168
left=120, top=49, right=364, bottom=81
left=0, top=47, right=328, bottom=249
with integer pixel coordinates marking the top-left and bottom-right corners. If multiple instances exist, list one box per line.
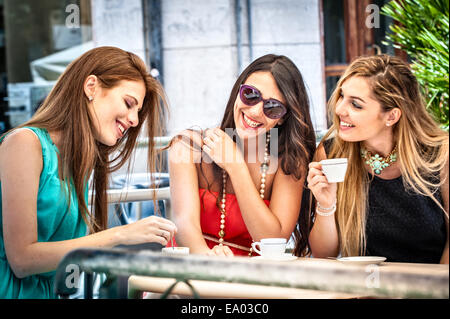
left=1, top=0, right=395, bottom=139
left=90, top=0, right=328, bottom=135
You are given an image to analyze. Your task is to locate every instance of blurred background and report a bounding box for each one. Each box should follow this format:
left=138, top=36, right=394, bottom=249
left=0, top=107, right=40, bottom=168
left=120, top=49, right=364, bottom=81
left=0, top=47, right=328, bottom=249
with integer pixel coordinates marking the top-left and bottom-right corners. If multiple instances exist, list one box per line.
left=0, top=0, right=400, bottom=136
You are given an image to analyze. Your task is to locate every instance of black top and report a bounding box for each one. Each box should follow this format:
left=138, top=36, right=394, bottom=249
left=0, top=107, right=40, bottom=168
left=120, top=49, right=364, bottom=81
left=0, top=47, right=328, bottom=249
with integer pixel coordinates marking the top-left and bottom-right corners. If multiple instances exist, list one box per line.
left=366, top=174, right=446, bottom=263
left=323, top=139, right=447, bottom=263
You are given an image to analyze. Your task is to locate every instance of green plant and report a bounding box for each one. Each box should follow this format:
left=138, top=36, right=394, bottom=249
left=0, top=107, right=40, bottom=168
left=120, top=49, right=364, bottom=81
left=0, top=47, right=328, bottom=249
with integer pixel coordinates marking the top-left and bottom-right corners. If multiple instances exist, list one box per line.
left=382, top=0, right=449, bottom=130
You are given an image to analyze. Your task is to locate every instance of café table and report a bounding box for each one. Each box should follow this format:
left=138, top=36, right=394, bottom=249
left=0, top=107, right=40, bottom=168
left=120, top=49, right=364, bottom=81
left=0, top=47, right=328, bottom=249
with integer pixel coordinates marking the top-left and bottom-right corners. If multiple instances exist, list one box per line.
left=54, top=247, right=449, bottom=299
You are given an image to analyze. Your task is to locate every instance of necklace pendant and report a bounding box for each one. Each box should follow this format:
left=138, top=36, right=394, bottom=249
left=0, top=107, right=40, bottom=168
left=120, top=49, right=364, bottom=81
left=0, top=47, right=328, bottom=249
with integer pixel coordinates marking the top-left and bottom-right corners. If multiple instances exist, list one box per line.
left=361, top=145, right=398, bottom=176
left=371, top=158, right=383, bottom=174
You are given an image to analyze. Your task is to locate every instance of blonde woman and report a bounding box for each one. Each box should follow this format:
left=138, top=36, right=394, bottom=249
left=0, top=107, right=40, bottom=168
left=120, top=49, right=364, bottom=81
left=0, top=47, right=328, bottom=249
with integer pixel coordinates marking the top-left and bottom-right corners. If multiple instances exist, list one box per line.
left=0, top=47, right=177, bottom=298
left=303, top=54, right=448, bottom=263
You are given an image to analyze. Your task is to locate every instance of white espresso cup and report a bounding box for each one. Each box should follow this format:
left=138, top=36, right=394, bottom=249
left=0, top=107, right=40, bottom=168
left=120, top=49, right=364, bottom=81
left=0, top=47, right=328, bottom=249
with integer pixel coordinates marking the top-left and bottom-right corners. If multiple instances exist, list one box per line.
left=251, top=238, right=286, bottom=257
left=320, top=158, right=348, bottom=183
left=161, top=247, right=190, bottom=255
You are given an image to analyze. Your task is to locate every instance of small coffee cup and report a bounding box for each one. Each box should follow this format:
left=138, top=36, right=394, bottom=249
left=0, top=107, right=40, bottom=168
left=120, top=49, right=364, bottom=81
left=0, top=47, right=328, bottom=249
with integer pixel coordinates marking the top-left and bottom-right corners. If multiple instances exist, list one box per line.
left=161, top=247, right=190, bottom=255
left=251, top=238, right=286, bottom=257
left=320, top=158, right=348, bottom=183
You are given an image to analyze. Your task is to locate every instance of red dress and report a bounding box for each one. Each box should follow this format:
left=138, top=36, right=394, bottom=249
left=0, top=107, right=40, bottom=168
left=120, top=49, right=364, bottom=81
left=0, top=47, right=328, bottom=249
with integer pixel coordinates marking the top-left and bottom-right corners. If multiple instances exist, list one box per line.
left=199, top=188, right=270, bottom=256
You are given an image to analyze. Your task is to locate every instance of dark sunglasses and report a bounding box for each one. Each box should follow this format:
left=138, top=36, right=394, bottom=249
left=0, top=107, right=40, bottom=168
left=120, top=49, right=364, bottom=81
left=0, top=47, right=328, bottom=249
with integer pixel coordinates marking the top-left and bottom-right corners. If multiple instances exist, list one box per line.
left=239, top=84, right=287, bottom=119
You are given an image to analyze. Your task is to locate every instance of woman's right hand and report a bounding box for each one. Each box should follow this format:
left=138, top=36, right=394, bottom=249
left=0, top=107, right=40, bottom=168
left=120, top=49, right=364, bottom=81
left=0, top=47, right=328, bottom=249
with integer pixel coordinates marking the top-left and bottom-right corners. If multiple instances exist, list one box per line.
left=206, top=244, right=234, bottom=257
left=307, top=162, right=337, bottom=209
left=117, top=216, right=177, bottom=246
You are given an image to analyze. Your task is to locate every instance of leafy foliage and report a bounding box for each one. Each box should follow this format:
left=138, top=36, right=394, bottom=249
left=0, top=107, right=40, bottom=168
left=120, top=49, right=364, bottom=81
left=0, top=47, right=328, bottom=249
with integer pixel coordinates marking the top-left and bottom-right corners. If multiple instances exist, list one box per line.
left=382, top=0, right=449, bottom=130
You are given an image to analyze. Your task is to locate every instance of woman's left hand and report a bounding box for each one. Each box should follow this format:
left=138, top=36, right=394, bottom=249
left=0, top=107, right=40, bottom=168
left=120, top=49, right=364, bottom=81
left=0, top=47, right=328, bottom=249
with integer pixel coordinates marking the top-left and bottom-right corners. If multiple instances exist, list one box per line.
left=202, top=128, right=244, bottom=171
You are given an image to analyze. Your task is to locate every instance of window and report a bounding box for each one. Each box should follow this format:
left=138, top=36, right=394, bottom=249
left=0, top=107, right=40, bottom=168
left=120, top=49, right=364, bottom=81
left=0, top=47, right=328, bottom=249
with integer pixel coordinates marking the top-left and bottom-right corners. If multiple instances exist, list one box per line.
left=321, top=0, right=403, bottom=125
left=1, top=0, right=92, bottom=130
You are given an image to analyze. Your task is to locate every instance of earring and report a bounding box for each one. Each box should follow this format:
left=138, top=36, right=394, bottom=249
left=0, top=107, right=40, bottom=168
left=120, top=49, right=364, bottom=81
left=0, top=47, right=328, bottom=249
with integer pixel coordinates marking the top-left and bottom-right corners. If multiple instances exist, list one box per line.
left=88, top=96, right=93, bottom=101
left=386, top=122, right=390, bottom=127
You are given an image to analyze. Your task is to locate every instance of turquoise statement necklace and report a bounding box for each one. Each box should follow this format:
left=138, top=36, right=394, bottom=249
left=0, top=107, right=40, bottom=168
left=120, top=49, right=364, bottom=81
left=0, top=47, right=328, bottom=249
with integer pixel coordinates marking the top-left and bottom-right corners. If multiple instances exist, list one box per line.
left=360, top=145, right=398, bottom=175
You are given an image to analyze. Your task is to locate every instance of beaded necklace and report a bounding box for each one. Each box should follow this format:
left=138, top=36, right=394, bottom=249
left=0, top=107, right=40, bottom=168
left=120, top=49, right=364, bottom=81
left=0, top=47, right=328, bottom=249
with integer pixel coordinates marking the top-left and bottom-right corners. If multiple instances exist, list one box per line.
left=218, top=132, right=271, bottom=256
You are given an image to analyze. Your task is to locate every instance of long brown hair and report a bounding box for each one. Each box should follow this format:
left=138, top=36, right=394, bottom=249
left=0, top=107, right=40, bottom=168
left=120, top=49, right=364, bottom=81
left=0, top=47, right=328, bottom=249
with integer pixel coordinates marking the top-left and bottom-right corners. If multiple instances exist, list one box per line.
left=219, top=54, right=317, bottom=256
left=322, top=54, right=448, bottom=256
left=6, top=46, right=167, bottom=233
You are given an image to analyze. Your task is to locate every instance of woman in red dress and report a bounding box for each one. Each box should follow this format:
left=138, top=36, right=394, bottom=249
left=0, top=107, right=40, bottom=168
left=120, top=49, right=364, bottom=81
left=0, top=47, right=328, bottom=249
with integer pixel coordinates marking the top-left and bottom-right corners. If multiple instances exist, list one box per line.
left=169, top=54, right=316, bottom=257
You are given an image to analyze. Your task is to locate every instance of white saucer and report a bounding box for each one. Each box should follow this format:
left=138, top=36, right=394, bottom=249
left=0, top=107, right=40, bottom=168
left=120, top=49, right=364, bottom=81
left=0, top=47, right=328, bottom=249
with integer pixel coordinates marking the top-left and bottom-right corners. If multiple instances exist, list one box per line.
left=252, top=253, right=297, bottom=261
left=337, top=256, right=386, bottom=265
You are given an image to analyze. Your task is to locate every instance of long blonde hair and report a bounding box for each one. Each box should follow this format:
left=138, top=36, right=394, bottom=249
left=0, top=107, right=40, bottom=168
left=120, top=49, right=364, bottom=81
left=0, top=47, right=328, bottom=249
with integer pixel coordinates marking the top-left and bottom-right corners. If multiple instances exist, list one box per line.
left=321, top=54, right=449, bottom=256
left=2, top=46, right=167, bottom=233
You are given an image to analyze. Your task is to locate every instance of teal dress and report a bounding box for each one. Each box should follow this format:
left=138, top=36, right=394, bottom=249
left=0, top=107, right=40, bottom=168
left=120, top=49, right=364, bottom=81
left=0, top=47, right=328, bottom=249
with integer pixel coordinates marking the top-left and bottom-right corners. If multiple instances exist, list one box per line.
left=0, top=127, right=87, bottom=298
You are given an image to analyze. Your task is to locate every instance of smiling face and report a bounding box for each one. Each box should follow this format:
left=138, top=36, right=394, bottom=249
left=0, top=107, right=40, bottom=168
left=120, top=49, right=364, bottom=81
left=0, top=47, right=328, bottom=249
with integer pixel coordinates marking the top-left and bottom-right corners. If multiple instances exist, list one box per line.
left=87, top=78, right=145, bottom=146
left=233, top=71, right=286, bottom=140
left=335, top=76, right=393, bottom=145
